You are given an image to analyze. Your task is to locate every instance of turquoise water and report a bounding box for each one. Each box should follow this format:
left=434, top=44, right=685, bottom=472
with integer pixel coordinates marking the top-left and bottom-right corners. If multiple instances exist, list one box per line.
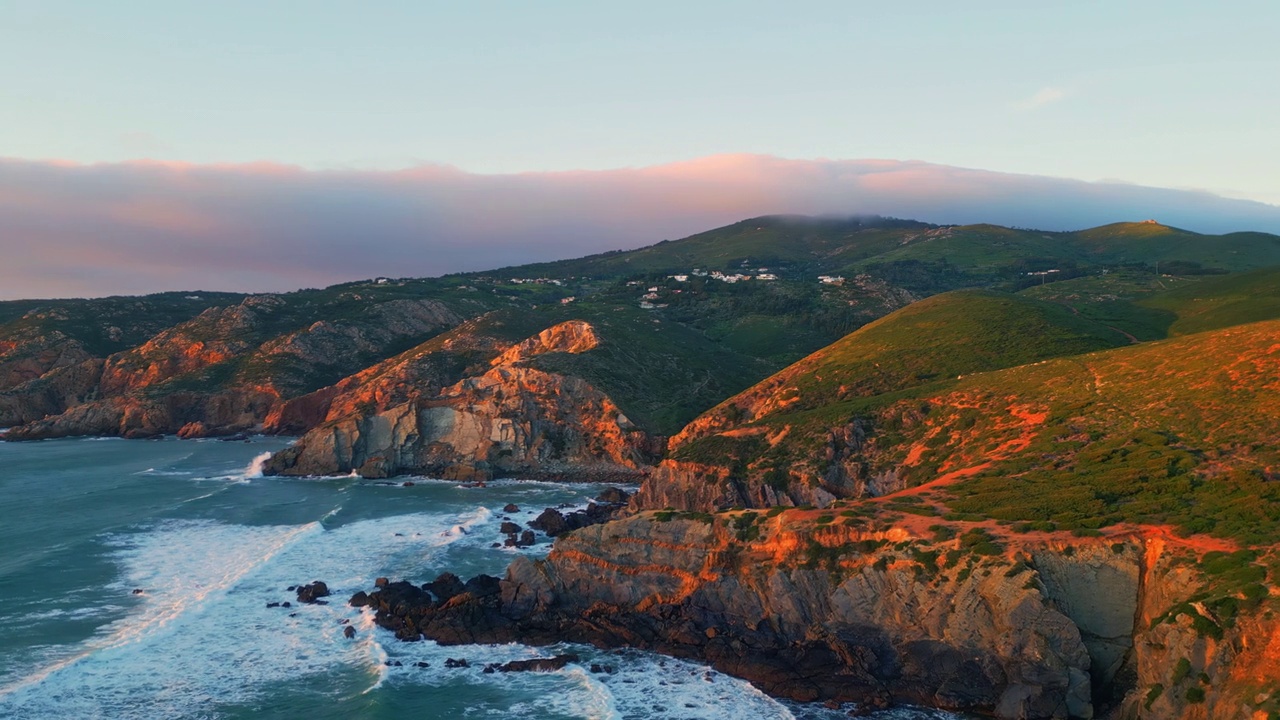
left=0, top=437, right=961, bottom=720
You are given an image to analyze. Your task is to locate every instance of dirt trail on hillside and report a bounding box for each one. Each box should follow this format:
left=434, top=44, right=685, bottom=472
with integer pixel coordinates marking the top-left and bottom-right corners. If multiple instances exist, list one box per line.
left=875, top=404, right=1047, bottom=501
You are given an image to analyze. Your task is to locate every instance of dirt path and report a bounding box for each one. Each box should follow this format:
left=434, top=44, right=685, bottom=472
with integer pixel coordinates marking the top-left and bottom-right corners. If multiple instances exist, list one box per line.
left=874, top=403, right=1047, bottom=502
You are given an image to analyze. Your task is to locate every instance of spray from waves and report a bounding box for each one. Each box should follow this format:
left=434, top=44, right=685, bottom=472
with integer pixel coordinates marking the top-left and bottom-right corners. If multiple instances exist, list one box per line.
left=0, top=506, right=505, bottom=718
left=242, top=451, right=275, bottom=480
left=0, top=520, right=321, bottom=702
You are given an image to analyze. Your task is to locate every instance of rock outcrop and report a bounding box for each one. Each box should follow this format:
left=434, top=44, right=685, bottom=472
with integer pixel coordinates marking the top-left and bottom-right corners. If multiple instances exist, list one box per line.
left=2, top=296, right=465, bottom=440
left=358, top=513, right=1280, bottom=719
left=265, top=321, right=657, bottom=480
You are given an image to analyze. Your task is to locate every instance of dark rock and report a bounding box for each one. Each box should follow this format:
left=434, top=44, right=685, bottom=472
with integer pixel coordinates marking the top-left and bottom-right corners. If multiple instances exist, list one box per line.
left=267, top=602, right=280, bottom=608
left=425, top=572, right=465, bottom=603
left=131, top=588, right=144, bottom=595
left=463, top=574, right=501, bottom=598
left=375, top=577, right=389, bottom=588
left=344, top=625, right=356, bottom=639
left=415, top=661, right=429, bottom=668
left=483, top=664, right=496, bottom=674
left=497, top=654, right=580, bottom=673
left=297, top=581, right=330, bottom=604
left=528, top=502, right=620, bottom=537
left=281, top=601, right=291, bottom=608
left=444, top=658, right=470, bottom=668
left=287, top=585, right=297, bottom=592
left=349, top=591, right=370, bottom=607
left=595, top=487, right=631, bottom=504
left=517, top=530, right=536, bottom=548
left=591, top=664, right=603, bottom=673
left=402, top=481, right=414, bottom=487
left=499, top=521, right=522, bottom=535
left=529, top=508, right=569, bottom=536
left=503, top=503, right=520, bottom=513
left=490, top=542, right=502, bottom=548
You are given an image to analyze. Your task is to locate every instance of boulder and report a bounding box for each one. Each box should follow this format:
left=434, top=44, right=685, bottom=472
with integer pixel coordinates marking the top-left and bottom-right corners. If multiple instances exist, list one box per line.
left=595, top=487, right=631, bottom=504
left=344, top=625, right=356, bottom=639
left=503, top=503, right=520, bottom=513
left=498, top=654, right=580, bottom=673
left=500, top=521, right=522, bottom=535
left=463, top=574, right=501, bottom=598
left=297, top=581, right=330, bottom=604
left=425, top=572, right=465, bottom=603
left=529, top=508, right=569, bottom=536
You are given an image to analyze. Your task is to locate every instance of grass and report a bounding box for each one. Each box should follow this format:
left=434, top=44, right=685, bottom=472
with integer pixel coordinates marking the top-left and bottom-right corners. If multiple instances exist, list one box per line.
left=671, top=289, right=1130, bottom=482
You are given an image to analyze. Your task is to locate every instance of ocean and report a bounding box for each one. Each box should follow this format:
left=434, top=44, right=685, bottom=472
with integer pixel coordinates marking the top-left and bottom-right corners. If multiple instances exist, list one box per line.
left=0, top=437, right=963, bottom=720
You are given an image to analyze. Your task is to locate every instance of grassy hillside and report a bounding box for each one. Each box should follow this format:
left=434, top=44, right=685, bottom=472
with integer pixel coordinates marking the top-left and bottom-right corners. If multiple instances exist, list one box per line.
left=1021, top=266, right=1280, bottom=340
left=936, top=319, right=1280, bottom=545
left=527, top=303, right=771, bottom=435
left=1072, top=222, right=1280, bottom=271
left=0, top=291, right=248, bottom=357
left=670, top=290, right=1132, bottom=471
left=667, top=306, right=1280, bottom=546
left=6, top=214, right=1280, bottom=443
left=480, top=216, right=936, bottom=279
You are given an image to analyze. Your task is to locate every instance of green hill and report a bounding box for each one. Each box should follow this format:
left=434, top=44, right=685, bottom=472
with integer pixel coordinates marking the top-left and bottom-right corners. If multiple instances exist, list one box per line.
left=668, top=290, right=1133, bottom=481
left=1021, top=265, right=1280, bottom=340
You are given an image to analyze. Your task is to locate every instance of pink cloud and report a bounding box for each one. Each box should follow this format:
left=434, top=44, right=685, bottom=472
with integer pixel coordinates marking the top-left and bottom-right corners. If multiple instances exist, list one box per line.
left=1, top=154, right=1278, bottom=300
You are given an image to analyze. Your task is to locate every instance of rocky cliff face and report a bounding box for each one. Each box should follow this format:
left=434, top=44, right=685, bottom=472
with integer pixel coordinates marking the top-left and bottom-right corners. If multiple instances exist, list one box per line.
left=0, top=331, right=94, bottom=393
left=364, top=511, right=1279, bottom=720
left=265, top=320, right=658, bottom=480
left=1, top=296, right=464, bottom=440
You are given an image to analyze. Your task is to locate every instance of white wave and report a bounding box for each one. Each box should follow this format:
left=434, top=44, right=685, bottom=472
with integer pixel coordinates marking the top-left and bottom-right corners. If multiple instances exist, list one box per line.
left=241, top=451, right=275, bottom=480
left=0, top=507, right=495, bottom=719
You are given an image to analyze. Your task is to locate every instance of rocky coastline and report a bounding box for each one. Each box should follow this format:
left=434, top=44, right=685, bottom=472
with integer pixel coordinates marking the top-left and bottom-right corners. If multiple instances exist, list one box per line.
left=336, top=510, right=1280, bottom=720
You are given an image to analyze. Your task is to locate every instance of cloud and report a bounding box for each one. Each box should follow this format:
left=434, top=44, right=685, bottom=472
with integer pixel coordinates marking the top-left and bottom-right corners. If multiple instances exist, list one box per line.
left=1015, top=86, right=1067, bottom=111
left=1, top=154, right=1278, bottom=300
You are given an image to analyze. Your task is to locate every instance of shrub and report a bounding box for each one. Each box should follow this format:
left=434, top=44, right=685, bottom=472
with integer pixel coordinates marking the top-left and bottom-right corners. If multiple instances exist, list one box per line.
left=1144, top=684, right=1164, bottom=710
left=1171, top=658, right=1192, bottom=685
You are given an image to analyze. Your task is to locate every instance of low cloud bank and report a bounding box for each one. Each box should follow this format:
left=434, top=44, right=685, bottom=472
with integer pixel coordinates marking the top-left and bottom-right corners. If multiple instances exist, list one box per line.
left=3, top=154, right=1278, bottom=299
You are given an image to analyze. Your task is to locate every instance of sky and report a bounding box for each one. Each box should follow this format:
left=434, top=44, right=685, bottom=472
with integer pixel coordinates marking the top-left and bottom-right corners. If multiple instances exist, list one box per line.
left=2, top=1, right=1278, bottom=298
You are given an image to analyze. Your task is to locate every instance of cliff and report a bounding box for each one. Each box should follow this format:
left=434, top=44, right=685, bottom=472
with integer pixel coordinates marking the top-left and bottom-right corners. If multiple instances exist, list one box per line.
left=363, top=511, right=1280, bottom=719
left=2, top=296, right=464, bottom=439
left=265, top=320, right=660, bottom=480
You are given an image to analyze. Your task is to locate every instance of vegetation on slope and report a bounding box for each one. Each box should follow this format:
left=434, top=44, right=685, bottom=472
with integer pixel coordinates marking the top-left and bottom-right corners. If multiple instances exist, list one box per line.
left=671, top=290, right=1131, bottom=472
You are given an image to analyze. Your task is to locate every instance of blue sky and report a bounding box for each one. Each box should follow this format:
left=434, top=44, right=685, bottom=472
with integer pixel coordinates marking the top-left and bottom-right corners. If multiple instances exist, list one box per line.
left=3, top=1, right=1278, bottom=203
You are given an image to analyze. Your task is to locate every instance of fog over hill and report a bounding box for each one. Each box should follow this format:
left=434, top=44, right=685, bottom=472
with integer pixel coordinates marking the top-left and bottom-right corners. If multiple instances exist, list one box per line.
left=4, top=154, right=1280, bottom=299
